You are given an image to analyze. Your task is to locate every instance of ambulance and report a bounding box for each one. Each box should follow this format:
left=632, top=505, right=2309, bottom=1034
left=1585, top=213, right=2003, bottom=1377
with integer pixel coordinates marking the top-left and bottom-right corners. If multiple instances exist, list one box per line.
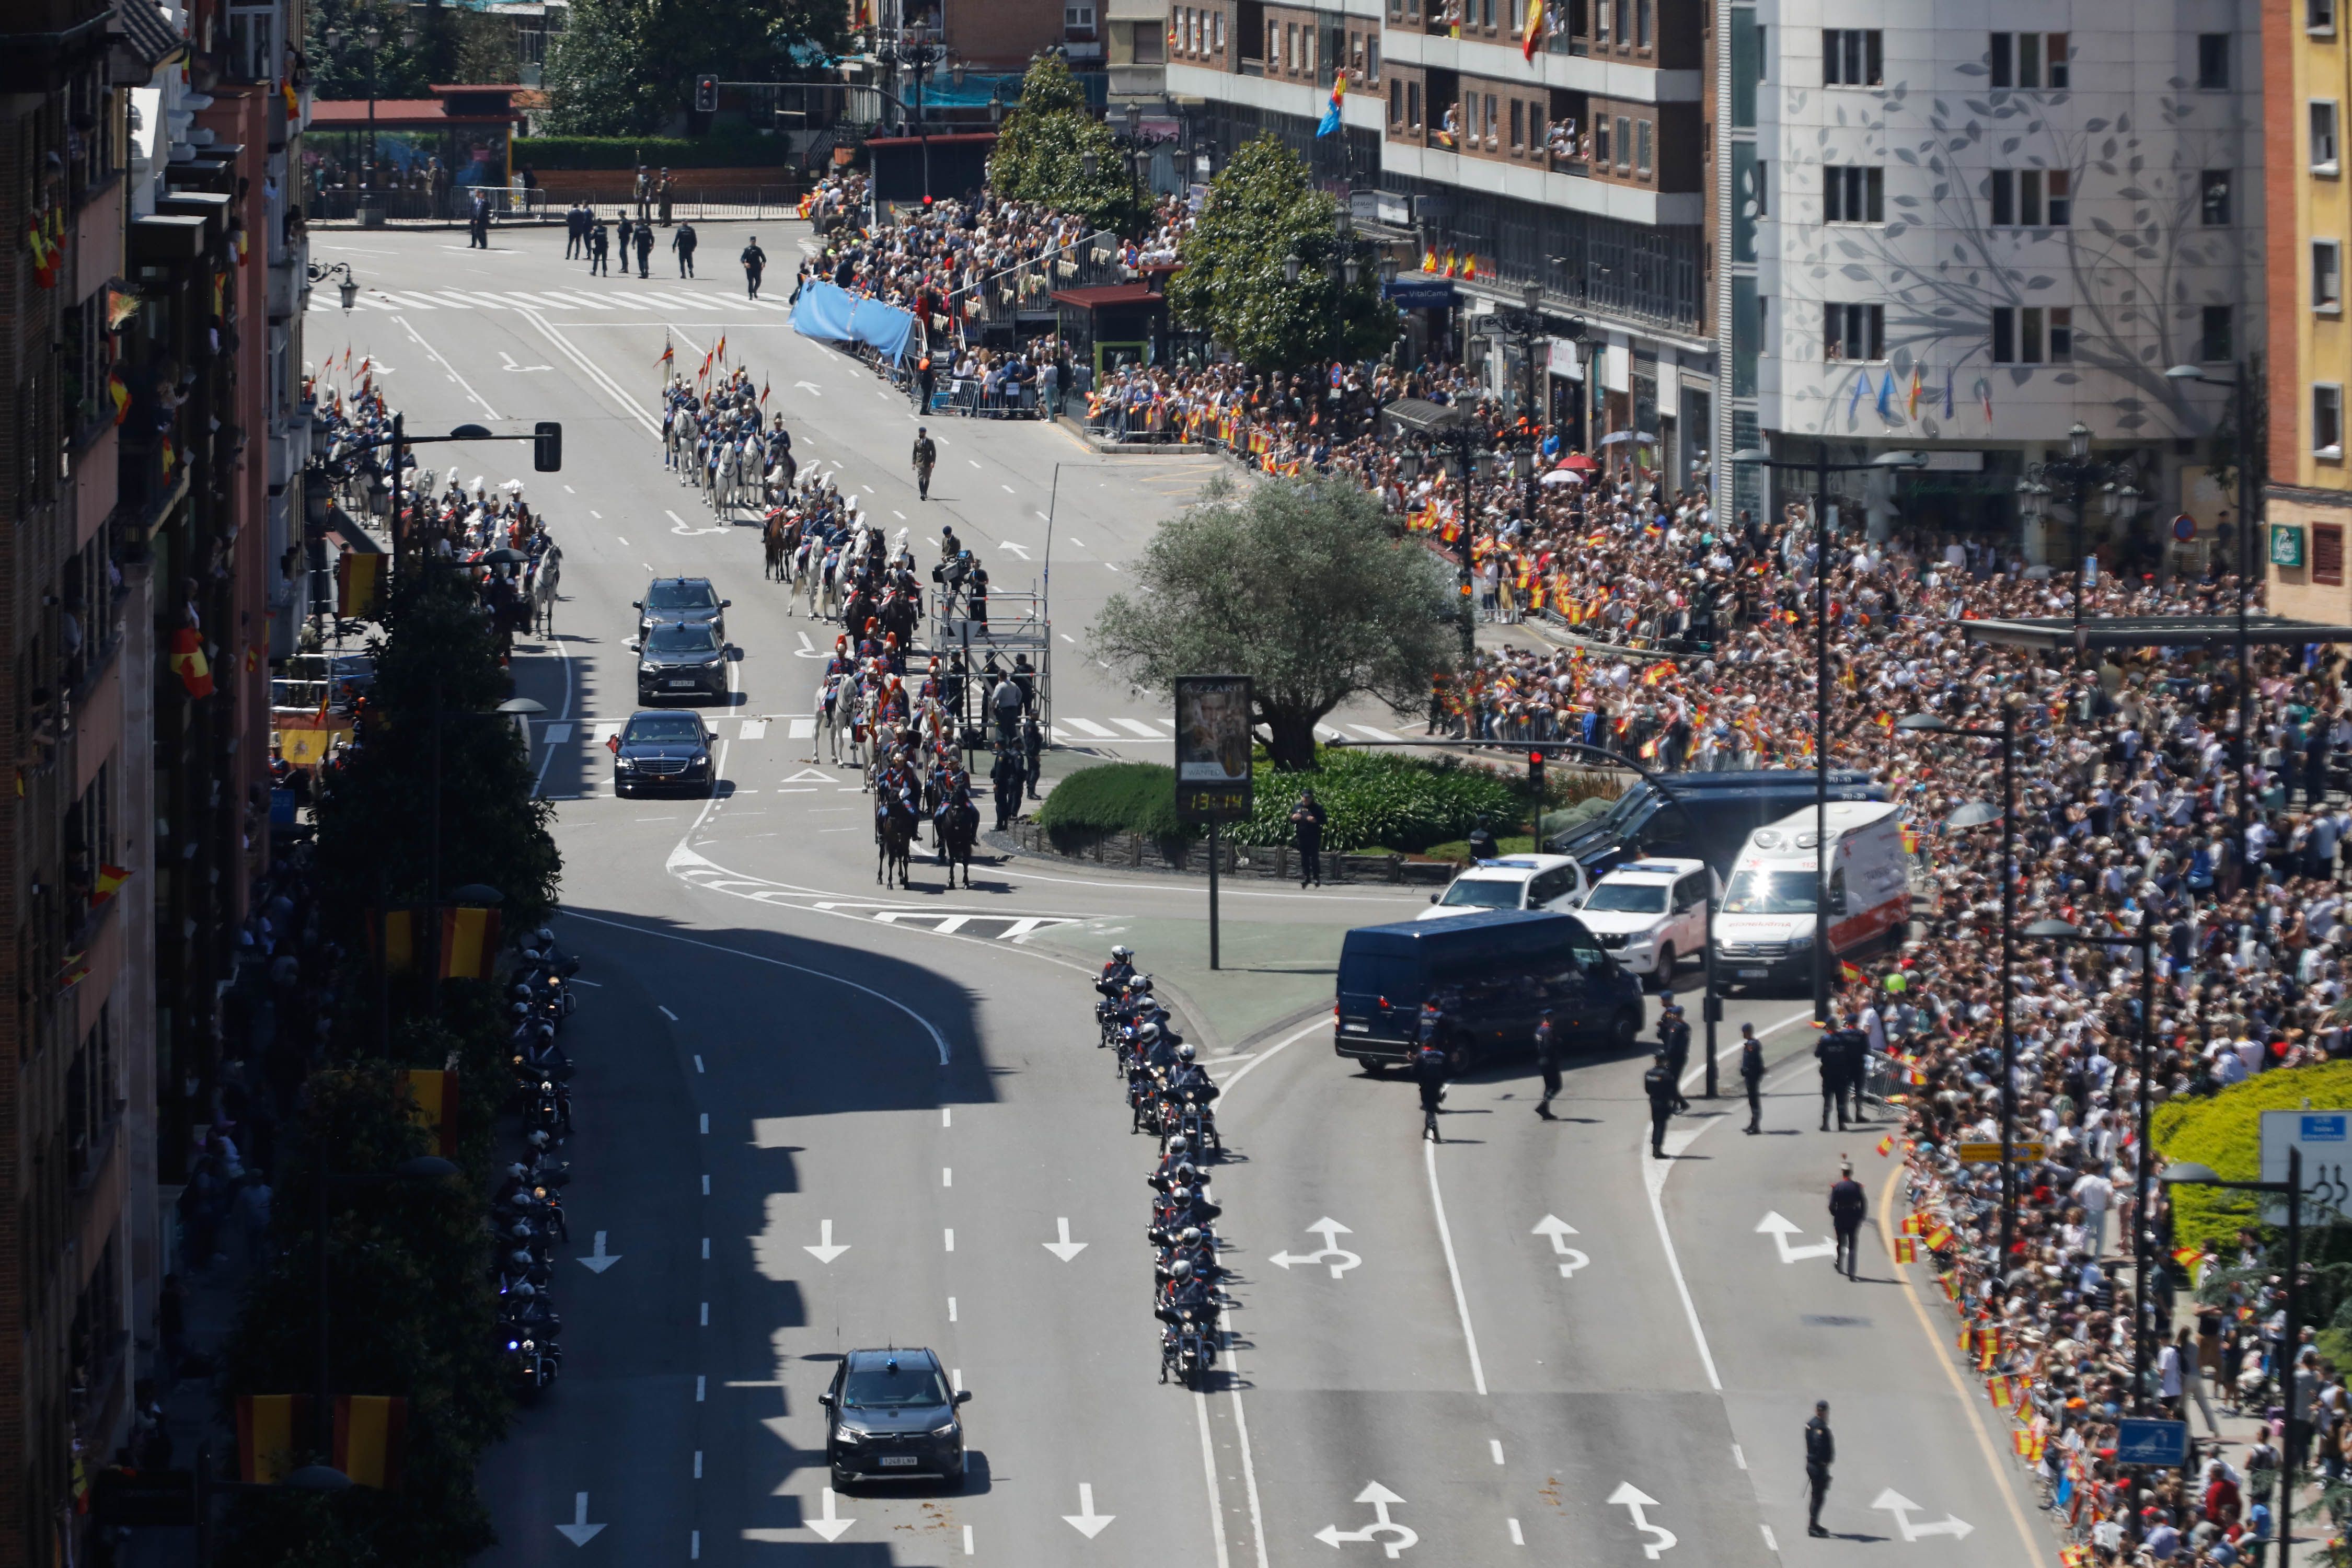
left=1710, top=801, right=1909, bottom=989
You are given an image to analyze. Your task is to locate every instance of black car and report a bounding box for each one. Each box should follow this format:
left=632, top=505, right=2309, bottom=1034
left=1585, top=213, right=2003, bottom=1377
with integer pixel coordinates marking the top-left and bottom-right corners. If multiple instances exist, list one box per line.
left=608, top=710, right=715, bottom=797
left=636, top=620, right=731, bottom=703
left=635, top=577, right=728, bottom=645
left=1334, top=909, right=1645, bottom=1070
left=820, top=1347, right=970, bottom=1490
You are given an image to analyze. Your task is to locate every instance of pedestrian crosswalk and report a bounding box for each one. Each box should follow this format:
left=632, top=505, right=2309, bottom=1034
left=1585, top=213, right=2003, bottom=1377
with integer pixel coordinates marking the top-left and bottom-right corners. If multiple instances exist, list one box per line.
left=320, top=286, right=794, bottom=315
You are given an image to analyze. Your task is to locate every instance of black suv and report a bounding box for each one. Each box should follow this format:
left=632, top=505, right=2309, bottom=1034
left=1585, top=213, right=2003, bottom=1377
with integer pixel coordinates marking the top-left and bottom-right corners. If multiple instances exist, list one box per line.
left=820, top=1348, right=970, bottom=1490
left=635, top=620, right=730, bottom=703
left=635, top=577, right=728, bottom=645
left=608, top=710, right=715, bottom=796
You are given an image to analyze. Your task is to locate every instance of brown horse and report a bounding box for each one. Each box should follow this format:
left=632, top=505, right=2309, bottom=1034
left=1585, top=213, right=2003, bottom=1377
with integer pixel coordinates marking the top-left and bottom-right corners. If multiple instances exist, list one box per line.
left=876, top=791, right=917, bottom=889
left=938, top=796, right=980, bottom=889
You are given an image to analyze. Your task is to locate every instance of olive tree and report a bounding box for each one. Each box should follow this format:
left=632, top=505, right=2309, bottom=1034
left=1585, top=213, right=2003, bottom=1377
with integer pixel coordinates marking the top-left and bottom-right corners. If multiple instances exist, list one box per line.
left=1091, top=476, right=1454, bottom=769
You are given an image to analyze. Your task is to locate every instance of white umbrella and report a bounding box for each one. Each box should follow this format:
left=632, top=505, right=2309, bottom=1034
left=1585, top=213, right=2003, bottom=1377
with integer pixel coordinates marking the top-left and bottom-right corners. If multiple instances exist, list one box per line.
left=1540, top=468, right=1585, bottom=487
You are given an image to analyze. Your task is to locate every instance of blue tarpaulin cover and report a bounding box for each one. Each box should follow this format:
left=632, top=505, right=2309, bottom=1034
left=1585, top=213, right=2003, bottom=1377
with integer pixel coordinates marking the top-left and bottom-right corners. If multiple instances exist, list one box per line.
left=791, top=281, right=917, bottom=364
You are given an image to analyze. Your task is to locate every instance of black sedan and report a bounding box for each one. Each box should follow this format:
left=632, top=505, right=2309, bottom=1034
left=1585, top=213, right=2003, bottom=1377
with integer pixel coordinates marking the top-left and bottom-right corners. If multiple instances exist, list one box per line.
left=635, top=577, right=728, bottom=645
left=608, top=711, right=715, bottom=797
left=635, top=620, right=731, bottom=704
left=820, top=1348, right=970, bottom=1490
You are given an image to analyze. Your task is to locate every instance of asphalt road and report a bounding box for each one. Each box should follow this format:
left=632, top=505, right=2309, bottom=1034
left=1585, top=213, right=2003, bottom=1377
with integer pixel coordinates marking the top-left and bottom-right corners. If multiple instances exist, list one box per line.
left=313, top=223, right=2054, bottom=1565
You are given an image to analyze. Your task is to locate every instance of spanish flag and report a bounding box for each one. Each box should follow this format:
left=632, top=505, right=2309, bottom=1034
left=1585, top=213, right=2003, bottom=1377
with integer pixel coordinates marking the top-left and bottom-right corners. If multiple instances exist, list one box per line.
left=1875, top=1133, right=1895, bottom=1157
left=90, top=864, right=131, bottom=908
left=1442, top=250, right=1459, bottom=278
left=404, top=1069, right=459, bottom=1157
left=372, top=908, right=422, bottom=975
left=656, top=340, right=675, bottom=370
left=440, top=906, right=501, bottom=980
left=282, top=78, right=299, bottom=116
left=1422, top=248, right=1439, bottom=274
left=1923, top=1223, right=1953, bottom=1251
left=1892, top=1236, right=1917, bottom=1263
left=1521, top=0, right=1547, bottom=59
left=168, top=627, right=213, bottom=698
left=337, top=551, right=384, bottom=619
left=107, top=367, right=129, bottom=425
left=335, top=1396, right=408, bottom=1490
left=1839, top=959, right=1864, bottom=982
left=237, top=1395, right=313, bottom=1483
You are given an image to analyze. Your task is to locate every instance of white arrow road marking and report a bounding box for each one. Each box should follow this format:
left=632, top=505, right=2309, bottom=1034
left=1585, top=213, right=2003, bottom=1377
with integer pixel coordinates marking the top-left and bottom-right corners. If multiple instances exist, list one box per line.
left=1314, top=1482, right=1416, bottom=1557
left=1871, top=1490, right=1976, bottom=1541
left=795, top=381, right=824, bottom=396
left=803, top=1219, right=849, bottom=1263
left=806, top=1488, right=856, bottom=1541
left=1000, top=541, right=1031, bottom=558
left=577, top=1230, right=621, bottom=1274
left=1607, top=1483, right=1677, bottom=1559
left=1268, top=1217, right=1361, bottom=1278
left=1531, top=1215, right=1590, bottom=1277
left=555, top=1492, right=607, bottom=1546
left=1043, top=1217, right=1089, bottom=1262
left=667, top=508, right=726, bottom=536
left=794, top=631, right=829, bottom=659
left=779, top=766, right=837, bottom=783
left=1063, top=1482, right=1114, bottom=1539
left=1755, top=1211, right=1841, bottom=1263
left=498, top=350, right=554, bottom=372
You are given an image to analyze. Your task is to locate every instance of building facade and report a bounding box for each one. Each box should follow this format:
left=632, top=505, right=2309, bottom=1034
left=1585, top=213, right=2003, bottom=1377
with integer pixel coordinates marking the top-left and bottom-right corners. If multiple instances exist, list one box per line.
left=1736, top=1, right=2264, bottom=559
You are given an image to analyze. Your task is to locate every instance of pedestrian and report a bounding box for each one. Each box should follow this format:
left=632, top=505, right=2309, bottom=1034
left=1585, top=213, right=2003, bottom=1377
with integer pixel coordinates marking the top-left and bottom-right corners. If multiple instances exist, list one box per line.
left=1533, top=1006, right=1563, bottom=1119
left=1021, top=713, right=1044, bottom=799
left=672, top=220, right=697, bottom=277
left=989, top=742, right=1022, bottom=832
left=633, top=218, right=653, bottom=278
left=1290, top=788, right=1328, bottom=886
left=1815, top=1017, right=1850, bottom=1132
left=1413, top=1007, right=1450, bottom=1142
left=1643, top=1049, right=1677, bottom=1158
left=990, top=668, right=1023, bottom=744
left=742, top=233, right=768, bottom=298
left=1804, top=1400, right=1835, bottom=1537
left=1828, top=1159, right=1866, bottom=1278
left=635, top=164, right=651, bottom=221
left=564, top=200, right=585, bottom=259
left=1837, top=1012, right=1870, bottom=1125
left=616, top=211, right=635, bottom=272
left=658, top=168, right=674, bottom=226
left=1738, top=1021, right=1766, bottom=1134
left=1658, top=999, right=1691, bottom=1111
left=468, top=189, right=490, bottom=248
left=912, top=425, right=937, bottom=500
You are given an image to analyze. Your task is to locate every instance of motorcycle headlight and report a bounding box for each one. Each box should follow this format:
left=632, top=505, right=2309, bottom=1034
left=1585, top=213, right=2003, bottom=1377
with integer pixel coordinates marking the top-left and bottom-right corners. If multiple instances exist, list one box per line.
left=508, top=1339, right=521, bottom=1350
left=522, top=1339, right=536, bottom=1351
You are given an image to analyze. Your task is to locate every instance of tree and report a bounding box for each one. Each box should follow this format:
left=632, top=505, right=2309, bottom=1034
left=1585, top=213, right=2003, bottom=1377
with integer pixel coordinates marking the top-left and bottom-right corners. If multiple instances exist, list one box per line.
left=305, top=0, right=433, bottom=100
left=1168, top=134, right=1397, bottom=373
left=1091, top=477, right=1454, bottom=769
left=542, top=0, right=845, bottom=136
left=984, top=54, right=1141, bottom=234
left=449, top=10, right=520, bottom=85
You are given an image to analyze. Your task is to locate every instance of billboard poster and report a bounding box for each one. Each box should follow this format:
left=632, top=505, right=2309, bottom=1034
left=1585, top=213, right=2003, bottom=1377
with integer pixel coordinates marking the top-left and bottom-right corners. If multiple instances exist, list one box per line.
left=1174, top=675, right=1254, bottom=822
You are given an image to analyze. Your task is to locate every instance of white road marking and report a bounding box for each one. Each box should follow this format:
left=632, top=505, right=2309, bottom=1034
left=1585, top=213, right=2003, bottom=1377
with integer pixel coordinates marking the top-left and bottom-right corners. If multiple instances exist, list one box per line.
left=1760, top=1524, right=1777, bottom=1551
left=393, top=315, right=499, bottom=419
left=699, top=1113, right=709, bottom=1133
left=1042, top=1217, right=1088, bottom=1262
left=740, top=720, right=768, bottom=739
left=943, top=1227, right=955, bottom=1251
left=1490, top=1440, right=1505, bottom=1465
left=1424, top=1142, right=1488, bottom=1396
left=1509, top=1518, right=1525, bottom=1546
left=963, top=1524, right=974, bottom=1555
left=1194, top=1395, right=1232, bottom=1568
left=701, top=1237, right=710, bottom=1259
left=659, top=1005, right=679, bottom=1020
left=942, top=1107, right=952, bottom=1127
left=1350, top=724, right=1402, bottom=741
left=694, top=1055, right=705, bottom=1073
left=702, top=1175, right=709, bottom=1195
left=1111, top=718, right=1161, bottom=737
left=948, top=1296, right=957, bottom=1321
left=803, top=1220, right=849, bottom=1263
left=696, top=1375, right=706, bottom=1401
left=1064, top=717, right=1117, bottom=737
left=695, top=1450, right=703, bottom=1477
left=942, top=1167, right=952, bottom=1187
left=700, top=1301, right=709, bottom=1325
left=788, top=717, right=817, bottom=739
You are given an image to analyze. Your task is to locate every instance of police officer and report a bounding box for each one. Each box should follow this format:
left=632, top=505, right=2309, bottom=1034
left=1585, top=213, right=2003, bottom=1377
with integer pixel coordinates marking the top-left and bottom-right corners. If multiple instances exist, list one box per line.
left=1466, top=815, right=1498, bottom=863
left=586, top=215, right=610, bottom=276
left=1828, top=1159, right=1868, bottom=1278
left=1838, top=1014, right=1872, bottom=1126
left=1021, top=713, right=1044, bottom=800
left=1804, top=1401, right=1835, bottom=1537
left=1414, top=997, right=1452, bottom=1142
left=1738, top=1021, right=1766, bottom=1135
left=1532, top=1006, right=1563, bottom=1120
left=1290, top=789, right=1328, bottom=887
left=741, top=233, right=768, bottom=298
left=989, top=742, right=1023, bottom=832
left=912, top=426, right=938, bottom=500
left=1657, top=1000, right=1692, bottom=1113
left=1814, top=1017, right=1851, bottom=1132
left=672, top=220, right=697, bottom=277
left=1642, top=1050, right=1677, bottom=1158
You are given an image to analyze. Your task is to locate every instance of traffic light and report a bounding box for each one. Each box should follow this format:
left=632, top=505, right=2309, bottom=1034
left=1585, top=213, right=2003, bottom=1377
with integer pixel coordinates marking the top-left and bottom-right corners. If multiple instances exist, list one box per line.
left=533, top=420, right=563, bottom=472
left=694, top=74, right=719, bottom=113
left=1527, top=748, right=1546, bottom=796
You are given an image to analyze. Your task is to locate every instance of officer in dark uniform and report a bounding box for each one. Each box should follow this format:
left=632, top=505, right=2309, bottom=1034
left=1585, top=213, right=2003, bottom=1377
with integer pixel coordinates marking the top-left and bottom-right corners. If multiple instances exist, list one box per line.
left=1642, top=1051, right=1677, bottom=1158
left=1412, top=1007, right=1450, bottom=1143
left=1021, top=714, right=1045, bottom=799
left=912, top=426, right=938, bottom=500
left=1815, top=1015, right=1855, bottom=1132
left=989, top=742, right=1023, bottom=832
left=1290, top=789, right=1328, bottom=887
left=1532, top=1007, right=1562, bottom=1120
left=1804, top=1401, right=1835, bottom=1536
left=1466, top=815, right=1498, bottom=863
left=1657, top=1000, right=1692, bottom=1112
left=1828, top=1160, right=1868, bottom=1278
left=1738, top=1021, right=1766, bottom=1134
left=1838, top=1017, right=1871, bottom=1126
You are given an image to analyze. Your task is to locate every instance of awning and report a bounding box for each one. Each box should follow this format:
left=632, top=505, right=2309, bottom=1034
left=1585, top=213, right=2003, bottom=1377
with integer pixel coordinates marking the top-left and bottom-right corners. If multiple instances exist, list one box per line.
left=1959, top=614, right=2352, bottom=650
left=1050, top=283, right=1162, bottom=308
left=111, top=0, right=184, bottom=68
left=1382, top=278, right=1457, bottom=308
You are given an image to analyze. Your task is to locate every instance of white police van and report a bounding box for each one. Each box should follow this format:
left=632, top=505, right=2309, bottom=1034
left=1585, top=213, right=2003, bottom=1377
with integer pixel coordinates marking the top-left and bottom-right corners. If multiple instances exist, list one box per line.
left=1572, top=858, right=1713, bottom=990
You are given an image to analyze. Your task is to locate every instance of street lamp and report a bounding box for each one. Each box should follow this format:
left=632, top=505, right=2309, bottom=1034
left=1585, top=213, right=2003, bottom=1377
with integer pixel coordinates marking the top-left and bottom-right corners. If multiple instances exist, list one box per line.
left=1734, top=445, right=1930, bottom=1021
left=2165, top=361, right=2257, bottom=893
left=307, top=259, right=360, bottom=312
left=878, top=20, right=947, bottom=200
left=1283, top=248, right=1303, bottom=284
left=2020, top=420, right=2141, bottom=665
left=2023, top=918, right=2161, bottom=1414
left=1900, top=708, right=2021, bottom=1265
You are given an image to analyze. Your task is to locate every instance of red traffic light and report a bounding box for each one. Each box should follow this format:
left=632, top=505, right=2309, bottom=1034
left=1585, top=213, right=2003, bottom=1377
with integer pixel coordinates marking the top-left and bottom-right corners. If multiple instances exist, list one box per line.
left=1528, top=751, right=1543, bottom=766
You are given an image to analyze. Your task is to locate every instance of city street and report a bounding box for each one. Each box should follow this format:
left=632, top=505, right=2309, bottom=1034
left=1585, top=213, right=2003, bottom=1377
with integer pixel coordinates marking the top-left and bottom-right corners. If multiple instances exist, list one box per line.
left=312, top=222, right=2051, bottom=1566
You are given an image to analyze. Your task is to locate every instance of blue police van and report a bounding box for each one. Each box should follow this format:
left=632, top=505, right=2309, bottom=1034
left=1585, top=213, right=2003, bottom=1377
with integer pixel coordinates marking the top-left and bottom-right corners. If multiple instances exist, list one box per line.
left=1334, top=908, right=1645, bottom=1071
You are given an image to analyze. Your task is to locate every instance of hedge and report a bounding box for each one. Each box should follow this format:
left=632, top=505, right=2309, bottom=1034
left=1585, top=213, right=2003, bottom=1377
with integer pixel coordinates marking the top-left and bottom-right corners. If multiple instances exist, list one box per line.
left=1034, top=761, right=1189, bottom=841
left=2152, top=1061, right=2352, bottom=1258
left=512, top=134, right=789, bottom=171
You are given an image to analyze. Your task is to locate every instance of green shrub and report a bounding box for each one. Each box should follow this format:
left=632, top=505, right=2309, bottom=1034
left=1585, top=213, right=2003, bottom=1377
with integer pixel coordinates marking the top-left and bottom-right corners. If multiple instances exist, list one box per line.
left=512, top=134, right=786, bottom=171
left=1235, top=748, right=1521, bottom=852
left=2153, top=1062, right=2352, bottom=1256
left=1035, top=762, right=1187, bottom=840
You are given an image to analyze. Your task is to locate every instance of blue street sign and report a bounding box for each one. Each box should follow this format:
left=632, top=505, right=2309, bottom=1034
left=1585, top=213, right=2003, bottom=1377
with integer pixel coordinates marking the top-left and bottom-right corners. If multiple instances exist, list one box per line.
left=2114, top=1419, right=2187, bottom=1467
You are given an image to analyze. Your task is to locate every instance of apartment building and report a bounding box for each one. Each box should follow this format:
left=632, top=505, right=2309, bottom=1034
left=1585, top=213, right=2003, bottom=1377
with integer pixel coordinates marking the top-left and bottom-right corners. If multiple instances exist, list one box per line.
left=1165, top=0, right=1719, bottom=486
left=1736, top=4, right=2263, bottom=556
left=2266, top=0, right=2352, bottom=618
left=2, top=0, right=304, bottom=1558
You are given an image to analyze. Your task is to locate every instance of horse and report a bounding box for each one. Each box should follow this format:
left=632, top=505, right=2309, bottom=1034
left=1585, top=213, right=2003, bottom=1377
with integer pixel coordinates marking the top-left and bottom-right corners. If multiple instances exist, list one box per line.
left=763, top=513, right=790, bottom=582
left=876, top=790, right=917, bottom=889
left=937, top=794, right=980, bottom=888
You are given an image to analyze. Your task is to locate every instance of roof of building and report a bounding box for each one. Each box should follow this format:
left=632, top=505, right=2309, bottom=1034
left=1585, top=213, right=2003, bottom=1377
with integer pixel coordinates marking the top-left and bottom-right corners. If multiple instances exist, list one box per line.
left=111, top=0, right=184, bottom=68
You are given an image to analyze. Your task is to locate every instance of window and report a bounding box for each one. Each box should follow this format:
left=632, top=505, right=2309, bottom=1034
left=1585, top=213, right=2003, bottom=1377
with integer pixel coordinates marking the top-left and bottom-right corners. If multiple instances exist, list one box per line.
left=1825, top=165, right=1884, bottom=222
left=1511, top=98, right=1524, bottom=149
left=2047, top=32, right=2069, bottom=87
left=1636, top=118, right=1653, bottom=175
left=2319, top=240, right=2344, bottom=310
left=2316, top=0, right=2339, bottom=32
left=2316, top=101, right=2341, bottom=171
left=2201, top=304, right=2233, bottom=362
left=1990, top=32, right=2068, bottom=90
left=1991, top=305, right=2073, bottom=363
left=1823, top=28, right=1882, bottom=85
left=1390, top=78, right=1403, bottom=124
left=1366, top=36, right=1378, bottom=77
left=2048, top=169, right=2072, bottom=224
left=1214, top=11, right=1224, bottom=49
left=1595, top=0, right=1608, bottom=42
left=2050, top=306, right=2072, bottom=360
left=2318, top=386, right=2345, bottom=457
left=1615, top=114, right=1631, bottom=169
left=1614, top=0, right=1629, bottom=43
left=1066, top=3, right=1095, bottom=26
left=1637, top=0, right=1651, bottom=47
left=2017, top=31, right=2041, bottom=88
left=1408, top=79, right=1421, bottom=128
left=2201, top=169, right=2232, bottom=225
left=1596, top=116, right=1611, bottom=165
left=1825, top=302, right=1886, bottom=361
left=1486, top=92, right=1500, bottom=145
left=1137, top=19, right=1165, bottom=59
left=1284, top=22, right=1296, bottom=70
left=2197, top=33, right=2229, bottom=89
left=2320, top=523, right=2347, bottom=584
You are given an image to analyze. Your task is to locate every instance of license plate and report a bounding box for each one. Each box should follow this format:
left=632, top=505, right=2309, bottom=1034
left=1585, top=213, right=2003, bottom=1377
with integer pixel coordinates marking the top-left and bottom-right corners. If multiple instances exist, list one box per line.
left=879, top=1456, right=919, bottom=1468
left=1343, top=1023, right=1368, bottom=1033
left=668, top=679, right=697, bottom=688
left=1737, top=968, right=1768, bottom=978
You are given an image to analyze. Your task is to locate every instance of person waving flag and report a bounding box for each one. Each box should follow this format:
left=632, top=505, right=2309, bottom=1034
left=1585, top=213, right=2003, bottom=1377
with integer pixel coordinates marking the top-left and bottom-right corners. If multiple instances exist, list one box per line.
left=1521, top=0, right=1547, bottom=60
left=1317, top=73, right=1343, bottom=136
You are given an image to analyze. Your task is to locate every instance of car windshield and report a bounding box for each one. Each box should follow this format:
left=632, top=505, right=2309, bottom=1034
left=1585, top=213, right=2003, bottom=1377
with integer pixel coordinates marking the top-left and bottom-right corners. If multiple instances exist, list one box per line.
left=1584, top=881, right=1669, bottom=914
left=646, top=582, right=717, bottom=611
left=625, top=715, right=702, bottom=744
left=1723, top=869, right=1817, bottom=915
left=648, top=623, right=719, bottom=653
left=1438, top=879, right=1524, bottom=909
left=842, top=1367, right=951, bottom=1410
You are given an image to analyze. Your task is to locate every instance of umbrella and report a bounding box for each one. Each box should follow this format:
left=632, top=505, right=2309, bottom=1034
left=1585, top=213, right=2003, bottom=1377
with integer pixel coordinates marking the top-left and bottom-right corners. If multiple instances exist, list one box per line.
left=1554, top=453, right=1599, bottom=471
left=480, top=547, right=529, bottom=565
left=1539, top=467, right=1585, bottom=487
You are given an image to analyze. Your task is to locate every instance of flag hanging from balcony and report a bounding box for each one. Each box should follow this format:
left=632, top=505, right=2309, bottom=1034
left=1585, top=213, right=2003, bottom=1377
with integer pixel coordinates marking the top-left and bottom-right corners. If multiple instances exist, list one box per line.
left=336, top=551, right=384, bottom=620
left=236, top=1396, right=313, bottom=1484
left=404, top=1070, right=459, bottom=1157
left=90, top=864, right=131, bottom=909
left=107, top=367, right=130, bottom=425
left=335, top=1397, right=409, bottom=1490
left=440, top=906, right=502, bottom=979
left=371, top=908, right=421, bottom=975
left=168, top=627, right=213, bottom=698
left=1318, top=75, right=1344, bottom=136
left=1522, top=0, right=1547, bottom=60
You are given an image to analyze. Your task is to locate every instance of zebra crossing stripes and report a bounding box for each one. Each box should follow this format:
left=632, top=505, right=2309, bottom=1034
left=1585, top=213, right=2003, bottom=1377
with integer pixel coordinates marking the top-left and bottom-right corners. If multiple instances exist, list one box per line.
left=312, top=286, right=790, bottom=316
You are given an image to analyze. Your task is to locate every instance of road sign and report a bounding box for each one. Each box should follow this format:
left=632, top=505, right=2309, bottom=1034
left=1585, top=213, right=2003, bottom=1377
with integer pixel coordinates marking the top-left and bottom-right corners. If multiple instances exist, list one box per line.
left=2115, top=1418, right=2188, bottom=1468
left=1955, top=1140, right=2046, bottom=1165
left=2261, top=1110, right=2351, bottom=1225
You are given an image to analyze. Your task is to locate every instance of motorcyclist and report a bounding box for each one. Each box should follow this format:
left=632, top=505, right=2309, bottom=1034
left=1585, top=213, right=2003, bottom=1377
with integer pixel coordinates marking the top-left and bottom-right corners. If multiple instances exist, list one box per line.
left=1098, top=944, right=1136, bottom=994
left=1156, top=1259, right=1216, bottom=1327
left=1138, top=1021, right=1182, bottom=1075
left=1148, top=1137, right=1195, bottom=1191
left=1166, top=1044, right=1217, bottom=1102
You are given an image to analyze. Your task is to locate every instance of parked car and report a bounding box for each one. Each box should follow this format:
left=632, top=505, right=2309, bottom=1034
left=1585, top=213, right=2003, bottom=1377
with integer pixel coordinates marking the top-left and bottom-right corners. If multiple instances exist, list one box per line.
left=1574, top=857, right=1714, bottom=990
left=1415, top=854, right=1590, bottom=921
